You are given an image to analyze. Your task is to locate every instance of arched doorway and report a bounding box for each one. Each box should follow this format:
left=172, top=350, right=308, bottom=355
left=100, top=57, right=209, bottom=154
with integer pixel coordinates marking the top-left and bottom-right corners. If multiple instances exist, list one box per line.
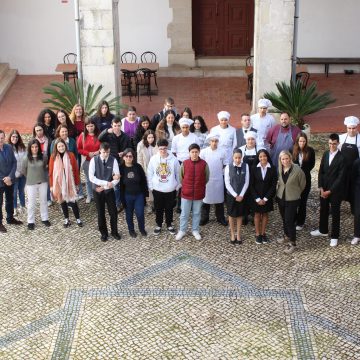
left=192, top=0, right=254, bottom=57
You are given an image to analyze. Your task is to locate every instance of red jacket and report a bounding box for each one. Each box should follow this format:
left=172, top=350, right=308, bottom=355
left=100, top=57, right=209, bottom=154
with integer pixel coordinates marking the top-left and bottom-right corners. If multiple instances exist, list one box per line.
left=77, top=133, right=101, bottom=161
left=181, top=158, right=207, bottom=200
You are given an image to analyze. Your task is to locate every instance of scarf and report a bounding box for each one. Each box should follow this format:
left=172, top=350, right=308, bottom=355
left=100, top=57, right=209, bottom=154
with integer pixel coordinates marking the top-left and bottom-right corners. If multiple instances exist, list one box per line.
left=36, top=135, right=48, bottom=154
left=52, top=152, right=77, bottom=203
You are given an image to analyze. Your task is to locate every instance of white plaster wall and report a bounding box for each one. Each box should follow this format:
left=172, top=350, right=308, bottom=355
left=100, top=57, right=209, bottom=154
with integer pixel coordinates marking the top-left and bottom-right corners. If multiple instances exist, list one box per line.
left=0, top=0, right=76, bottom=74
left=118, top=0, right=171, bottom=67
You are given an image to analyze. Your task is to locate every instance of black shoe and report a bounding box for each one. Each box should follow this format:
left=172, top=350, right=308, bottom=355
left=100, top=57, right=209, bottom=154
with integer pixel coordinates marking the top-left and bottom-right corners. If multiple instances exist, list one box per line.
left=27, top=223, right=35, bottom=230
left=154, top=226, right=162, bottom=235
left=255, top=235, right=263, bottom=245
left=236, top=238, right=243, bottom=245
left=200, top=218, right=209, bottom=226
left=76, top=219, right=83, bottom=227
left=63, top=219, right=70, bottom=228
left=117, top=204, right=124, bottom=213
left=217, top=219, right=228, bottom=226
left=42, top=220, right=51, bottom=227
left=129, top=230, right=137, bottom=238
left=176, top=207, right=181, bottom=214
left=262, top=234, right=269, bottom=244
left=7, top=218, right=23, bottom=225
left=230, top=238, right=237, bottom=245
left=101, top=234, right=108, bottom=242
left=0, top=223, right=7, bottom=233
left=111, top=232, right=121, bottom=240
left=167, top=226, right=176, bottom=235
left=140, top=229, right=147, bottom=237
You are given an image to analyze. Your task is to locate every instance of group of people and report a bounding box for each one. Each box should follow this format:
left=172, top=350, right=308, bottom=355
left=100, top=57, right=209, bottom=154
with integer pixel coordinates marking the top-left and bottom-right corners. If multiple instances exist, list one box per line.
left=1, top=96, right=359, bottom=253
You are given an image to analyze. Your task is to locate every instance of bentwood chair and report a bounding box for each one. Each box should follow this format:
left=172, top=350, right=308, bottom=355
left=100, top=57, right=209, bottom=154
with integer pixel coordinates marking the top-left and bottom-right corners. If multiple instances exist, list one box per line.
left=121, top=52, right=137, bottom=63
left=63, top=53, right=78, bottom=86
left=296, top=71, right=310, bottom=89
left=135, top=68, right=152, bottom=102
left=140, top=51, right=158, bottom=88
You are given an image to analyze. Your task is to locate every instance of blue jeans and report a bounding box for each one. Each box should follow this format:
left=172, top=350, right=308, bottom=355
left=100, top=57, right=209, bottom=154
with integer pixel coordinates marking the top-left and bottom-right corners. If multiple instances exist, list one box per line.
left=180, top=199, right=203, bottom=232
left=124, top=193, right=145, bottom=232
left=82, top=160, right=93, bottom=199
left=115, top=183, right=121, bottom=208
left=13, top=175, right=26, bottom=208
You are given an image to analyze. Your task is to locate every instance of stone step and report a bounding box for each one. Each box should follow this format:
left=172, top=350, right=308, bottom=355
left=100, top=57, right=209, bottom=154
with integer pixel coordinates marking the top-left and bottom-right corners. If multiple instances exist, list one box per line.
left=158, top=65, right=246, bottom=78
left=0, top=69, right=18, bottom=104
left=0, top=63, right=10, bottom=82
left=196, top=56, right=247, bottom=67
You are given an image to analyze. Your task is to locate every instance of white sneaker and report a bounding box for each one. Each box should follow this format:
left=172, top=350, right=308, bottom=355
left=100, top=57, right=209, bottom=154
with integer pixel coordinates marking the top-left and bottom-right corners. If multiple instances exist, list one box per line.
left=175, top=231, right=186, bottom=241
left=351, top=237, right=359, bottom=245
left=47, top=200, right=53, bottom=207
left=330, top=239, right=338, bottom=247
left=192, top=231, right=202, bottom=240
left=13, top=209, right=18, bottom=217
left=310, top=229, right=328, bottom=237
left=296, top=225, right=303, bottom=231
left=85, top=196, right=92, bottom=204
left=78, top=194, right=85, bottom=200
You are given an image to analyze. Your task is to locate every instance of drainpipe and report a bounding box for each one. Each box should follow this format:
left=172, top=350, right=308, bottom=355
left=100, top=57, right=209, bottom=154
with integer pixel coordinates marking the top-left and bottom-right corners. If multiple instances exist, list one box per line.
left=291, top=0, right=299, bottom=83
left=112, top=0, right=121, bottom=105
left=74, top=0, right=83, bottom=85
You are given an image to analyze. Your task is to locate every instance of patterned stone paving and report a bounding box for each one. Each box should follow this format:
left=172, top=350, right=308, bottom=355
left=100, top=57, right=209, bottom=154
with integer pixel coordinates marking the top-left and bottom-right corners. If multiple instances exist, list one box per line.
left=0, top=134, right=359, bottom=359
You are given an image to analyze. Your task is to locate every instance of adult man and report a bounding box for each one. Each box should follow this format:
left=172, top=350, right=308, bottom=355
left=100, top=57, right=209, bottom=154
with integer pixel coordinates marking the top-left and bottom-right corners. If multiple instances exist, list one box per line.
left=310, top=133, right=346, bottom=247
left=235, top=113, right=257, bottom=148
left=251, top=99, right=276, bottom=149
left=89, top=142, right=121, bottom=241
left=151, top=96, right=180, bottom=130
left=98, top=117, right=132, bottom=211
left=266, top=112, right=301, bottom=166
left=338, top=116, right=360, bottom=202
left=200, top=133, right=228, bottom=226
left=0, top=130, right=22, bottom=232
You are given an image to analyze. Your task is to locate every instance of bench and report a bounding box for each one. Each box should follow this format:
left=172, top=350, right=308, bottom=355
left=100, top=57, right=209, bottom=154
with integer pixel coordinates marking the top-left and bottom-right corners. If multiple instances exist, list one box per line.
left=297, top=57, right=360, bottom=77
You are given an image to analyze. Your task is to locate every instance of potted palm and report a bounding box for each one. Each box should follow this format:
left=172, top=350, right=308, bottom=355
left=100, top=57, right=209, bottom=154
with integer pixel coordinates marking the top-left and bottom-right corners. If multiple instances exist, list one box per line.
left=263, top=80, right=336, bottom=133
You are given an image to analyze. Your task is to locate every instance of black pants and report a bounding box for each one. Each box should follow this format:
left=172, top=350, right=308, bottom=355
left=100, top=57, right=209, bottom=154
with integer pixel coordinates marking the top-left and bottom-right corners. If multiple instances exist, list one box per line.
left=0, top=185, right=14, bottom=223
left=320, top=197, right=341, bottom=239
left=296, top=186, right=310, bottom=226
left=94, top=189, right=118, bottom=236
left=60, top=201, right=80, bottom=220
left=201, top=203, right=226, bottom=221
left=354, top=215, right=360, bottom=238
left=278, top=199, right=299, bottom=245
left=153, top=190, right=176, bottom=227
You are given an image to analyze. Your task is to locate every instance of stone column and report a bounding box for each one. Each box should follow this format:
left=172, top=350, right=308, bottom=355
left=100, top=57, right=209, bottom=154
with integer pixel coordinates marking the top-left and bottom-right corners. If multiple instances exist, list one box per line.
left=252, top=0, right=295, bottom=112
left=80, top=0, right=116, bottom=95
left=168, top=0, right=195, bottom=67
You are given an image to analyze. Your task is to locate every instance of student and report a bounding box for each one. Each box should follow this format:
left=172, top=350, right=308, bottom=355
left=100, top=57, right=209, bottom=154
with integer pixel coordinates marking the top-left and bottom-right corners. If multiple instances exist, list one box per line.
left=151, top=97, right=180, bottom=130
left=235, top=113, right=257, bottom=148
left=190, top=115, right=209, bottom=149
left=55, top=109, right=76, bottom=140
left=155, top=110, right=181, bottom=150
left=224, top=149, right=250, bottom=244
left=121, top=106, right=141, bottom=146
left=310, top=133, right=346, bottom=247
left=92, top=100, right=115, bottom=132
left=133, top=115, right=151, bottom=148
left=37, top=108, right=56, bottom=141
left=176, top=143, right=209, bottom=241
left=147, top=138, right=181, bottom=236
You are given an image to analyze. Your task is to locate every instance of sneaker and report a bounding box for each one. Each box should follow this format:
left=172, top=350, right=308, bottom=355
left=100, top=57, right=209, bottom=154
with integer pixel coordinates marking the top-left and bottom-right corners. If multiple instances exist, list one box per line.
left=255, top=235, right=263, bottom=245
left=42, top=220, right=51, bottom=227
left=296, top=225, right=303, bottom=231
left=0, top=223, right=7, bottom=233
left=76, top=219, right=83, bottom=227
left=175, top=231, right=186, bottom=241
left=351, top=237, right=360, bottom=245
left=77, top=194, right=85, bottom=200
left=284, top=244, right=296, bottom=254
left=262, top=234, right=269, bottom=244
left=153, top=226, right=161, bottom=235
left=192, top=231, right=202, bottom=240
left=13, top=209, right=18, bottom=217
left=276, top=236, right=289, bottom=244
left=63, top=219, right=70, bottom=228
left=85, top=196, right=92, bottom=204
left=330, top=238, right=338, bottom=247
left=7, top=218, right=23, bottom=225
left=167, top=226, right=176, bottom=235
left=27, top=223, right=34, bottom=230
left=47, top=200, right=53, bottom=207
left=310, top=229, right=328, bottom=237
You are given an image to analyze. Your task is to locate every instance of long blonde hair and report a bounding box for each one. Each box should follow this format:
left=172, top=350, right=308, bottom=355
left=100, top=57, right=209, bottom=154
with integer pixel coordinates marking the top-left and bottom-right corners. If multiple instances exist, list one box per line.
left=278, top=150, right=293, bottom=170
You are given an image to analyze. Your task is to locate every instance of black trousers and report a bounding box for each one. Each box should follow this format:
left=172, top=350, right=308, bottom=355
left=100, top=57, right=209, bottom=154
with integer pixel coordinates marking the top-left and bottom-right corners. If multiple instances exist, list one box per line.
left=278, top=199, right=299, bottom=245
left=201, top=203, right=226, bottom=221
left=0, top=185, right=14, bottom=223
left=354, top=215, right=360, bottom=238
left=319, top=197, right=341, bottom=239
left=296, top=186, right=310, bottom=226
left=60, top=201, right=80, bottom=220
left=93, top=189, right=118, bottom=236
left=153, top=190, right=176, bottom=227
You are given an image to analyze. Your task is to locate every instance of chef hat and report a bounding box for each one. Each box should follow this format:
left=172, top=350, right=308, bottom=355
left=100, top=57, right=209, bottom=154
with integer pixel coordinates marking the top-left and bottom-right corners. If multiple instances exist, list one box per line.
left=206, top=133, right=220, bottom=142
left=258, top=99, right=272, bottom=108
left=217, top=111, right=231, bottom=121
left=179, top=117, right=194, bottom=127
left=244, top=131, right=257, bottom=140
left=344, top=116, right=359, bottom=127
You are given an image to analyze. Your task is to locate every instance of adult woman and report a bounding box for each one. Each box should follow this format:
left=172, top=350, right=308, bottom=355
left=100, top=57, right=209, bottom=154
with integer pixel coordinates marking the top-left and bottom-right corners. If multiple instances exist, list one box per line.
left=120, top=148, right=148, bottom=238
left=49, top=139, right=83, bottom=227
left=250, top=149, right=277, bottom=244
left=32, top=123, right=50, bottom=157
left=190, top=115, right=208, bottom=149
left=292, top=132, right=315, bottom=230
left=137, top=130, right=158, bottom=213
left=276, top=150, right=306, bottom=254
left=77, top=118, right=101, bottom=203
left=69, top=103, right=86, bottom=137
left=224, top=148, right=250, bottom=244
left=155, top=110, right=180, bottom=149
left=55, top=109, right=76, bottom=139
left=121, top=106, right=140, bottom=146
left=22, top=139, right=50, bottom=230
left=92, top=100, right=114, bottom=132
left=133, top=115, right=151, bottom=148
left=181, top=107, right=193, bottom=120
left=7, top=130, right=27, bottom=215
left=239, top=131, right=264, bottom=169
left=51, top=125, right=78, bottom=155
left=37, top=108, right=56, bottom=141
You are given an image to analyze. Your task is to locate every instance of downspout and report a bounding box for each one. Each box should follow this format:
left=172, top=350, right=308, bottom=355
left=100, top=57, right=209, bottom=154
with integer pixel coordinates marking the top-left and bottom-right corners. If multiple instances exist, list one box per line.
left=291, top=0, right=299, bottom=83
left=74, top=0, right=82, bottom=85
left=112, top=0, right=121, bottom=108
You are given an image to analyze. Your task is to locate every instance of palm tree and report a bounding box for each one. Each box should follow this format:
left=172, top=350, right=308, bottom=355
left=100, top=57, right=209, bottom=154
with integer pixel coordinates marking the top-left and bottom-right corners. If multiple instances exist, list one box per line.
left=263, top=80, right=336, bottom=129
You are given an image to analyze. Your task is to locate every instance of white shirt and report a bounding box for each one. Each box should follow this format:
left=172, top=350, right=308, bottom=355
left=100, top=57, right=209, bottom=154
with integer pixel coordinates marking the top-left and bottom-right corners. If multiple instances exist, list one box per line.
left=89, top=155, right=120, bottom=189
left=210, top=124, right=237, bottom=163
left=250, top=113, right=276, bottom=148
left=171, top=132, right=200, bottom=162
left=224, top=161, right=249, bottom=198
left=256, top=162, right=271, bottom=202
left=329, top=150, right=339, bottom=166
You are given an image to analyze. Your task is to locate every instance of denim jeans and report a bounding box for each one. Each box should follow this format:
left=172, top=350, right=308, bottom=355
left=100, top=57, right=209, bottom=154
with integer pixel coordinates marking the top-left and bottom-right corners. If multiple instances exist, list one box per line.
left=124, top=193, right=145, bottom=232
left=179, top=199, right=203, bottom=232
left=82, top=160, right=93, bottom=199
left=13, top=175, right=26, bottom=208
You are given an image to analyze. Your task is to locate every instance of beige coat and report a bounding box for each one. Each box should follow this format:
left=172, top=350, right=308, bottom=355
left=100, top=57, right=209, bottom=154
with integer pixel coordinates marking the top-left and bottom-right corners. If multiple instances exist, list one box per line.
left=276, top=164, right=306, bottom=201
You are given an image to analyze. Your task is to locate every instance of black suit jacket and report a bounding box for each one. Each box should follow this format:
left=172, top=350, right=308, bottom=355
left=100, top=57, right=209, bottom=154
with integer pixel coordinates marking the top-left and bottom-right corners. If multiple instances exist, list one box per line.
left=236, top=127, right=257, bottom=148
left=318, top=150, right=345, bottom=202
left=250, top=165, right=278, bottom=201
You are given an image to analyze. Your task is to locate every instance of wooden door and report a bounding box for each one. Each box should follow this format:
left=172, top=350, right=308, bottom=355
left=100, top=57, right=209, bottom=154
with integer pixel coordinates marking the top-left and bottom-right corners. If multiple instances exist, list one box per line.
left=193, top=0, right=254, bottom=56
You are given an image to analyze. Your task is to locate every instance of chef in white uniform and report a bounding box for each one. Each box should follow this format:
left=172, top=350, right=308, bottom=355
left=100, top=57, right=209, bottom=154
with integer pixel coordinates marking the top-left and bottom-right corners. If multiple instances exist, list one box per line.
left=251, top=99, right=276, bottom=150
left=209, top=111, right=237, bottom=164
left=199, top=133, right=228, bottom=226
left=239, top=131, right=265, bottom=169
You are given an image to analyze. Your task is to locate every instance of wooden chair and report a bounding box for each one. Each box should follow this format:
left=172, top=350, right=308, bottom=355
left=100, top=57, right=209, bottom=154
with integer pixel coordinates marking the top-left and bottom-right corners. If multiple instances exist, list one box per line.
left=140, top=51, right=158, bottom=88
left=135, top=68, right=152, bottom=102
left=121, top=52, right=137, bottom=63
left=296, top=71, right=310, bottom=89
left=121, top=70, right=134, bottom=101
left=63, top=53, right=78, bottom=86
left=246, top=55, right=254, bottom=66
left=245, top=73, right=253, bottom=104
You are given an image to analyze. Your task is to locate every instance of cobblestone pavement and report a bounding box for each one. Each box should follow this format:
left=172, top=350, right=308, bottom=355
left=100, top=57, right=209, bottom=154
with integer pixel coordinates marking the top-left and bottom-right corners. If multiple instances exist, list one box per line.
left=1, top=135, right=359, bottom=359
